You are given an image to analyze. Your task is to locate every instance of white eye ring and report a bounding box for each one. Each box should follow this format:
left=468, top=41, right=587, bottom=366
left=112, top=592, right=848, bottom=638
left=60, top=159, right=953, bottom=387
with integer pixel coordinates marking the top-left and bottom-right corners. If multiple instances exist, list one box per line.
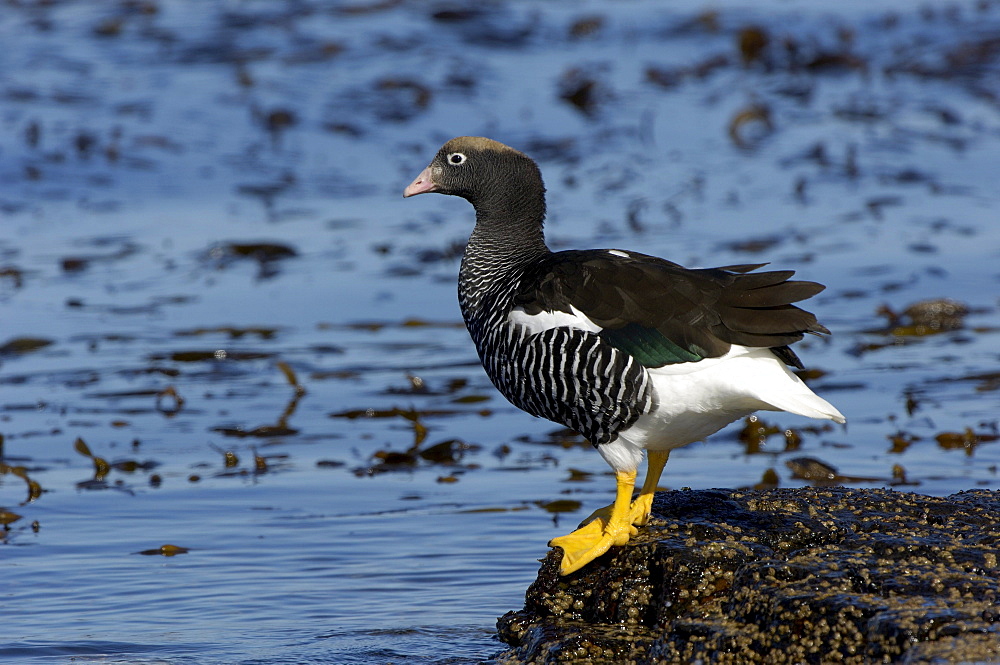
left=447, top=152, right=466, bottom=165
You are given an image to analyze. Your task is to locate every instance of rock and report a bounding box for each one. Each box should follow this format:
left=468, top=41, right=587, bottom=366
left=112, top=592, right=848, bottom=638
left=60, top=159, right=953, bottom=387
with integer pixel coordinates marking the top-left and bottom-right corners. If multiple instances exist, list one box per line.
left=496, top=487, right=1000, bottom=664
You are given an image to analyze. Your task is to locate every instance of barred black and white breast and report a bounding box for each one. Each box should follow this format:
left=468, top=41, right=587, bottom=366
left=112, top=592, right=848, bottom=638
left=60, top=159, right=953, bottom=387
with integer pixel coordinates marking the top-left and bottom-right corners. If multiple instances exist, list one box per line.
left=460, top=261, right=654, bottom=447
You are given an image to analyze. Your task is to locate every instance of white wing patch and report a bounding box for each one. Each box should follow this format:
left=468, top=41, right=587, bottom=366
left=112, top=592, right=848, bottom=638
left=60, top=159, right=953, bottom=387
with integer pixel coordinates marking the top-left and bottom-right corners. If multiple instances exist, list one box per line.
left=608, top=249, right=630, bottom=258
left=507, top=305, right=603, bottom=336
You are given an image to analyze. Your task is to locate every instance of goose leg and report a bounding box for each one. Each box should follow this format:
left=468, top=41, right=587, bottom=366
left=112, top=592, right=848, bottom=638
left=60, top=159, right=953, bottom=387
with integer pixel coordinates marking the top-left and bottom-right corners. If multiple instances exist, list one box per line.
left=628, top=450, right=669, bottom=527
left=554, top=450, right=671, bottom=533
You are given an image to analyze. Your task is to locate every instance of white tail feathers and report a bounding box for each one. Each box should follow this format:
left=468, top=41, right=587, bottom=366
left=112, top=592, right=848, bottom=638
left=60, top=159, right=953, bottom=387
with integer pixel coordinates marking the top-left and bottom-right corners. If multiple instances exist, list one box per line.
left=759, top=378, right=846, bottom=424
left=605, top=345, right=845, bottom=471
left=734, top=347, right=846, bottom=424
left=632, top=345, right=846, bottom=450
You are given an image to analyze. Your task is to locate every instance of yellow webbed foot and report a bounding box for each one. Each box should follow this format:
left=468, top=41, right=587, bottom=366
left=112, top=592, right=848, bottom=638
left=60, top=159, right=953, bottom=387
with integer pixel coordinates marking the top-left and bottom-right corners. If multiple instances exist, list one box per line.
left=550, top=470, right=637, bottom=575
left=549, top=494, right=649, bottom=552
left=579, top=501, right=616, bottom=526
left=628, top=491, right=656, bottom=527
left=548, top=508, right=638, bottom=552
left=549, top=452, right=671, bottom=575
left=548, top=512, right=609, bottom=550
left=550, top=518, right=637, bottom=575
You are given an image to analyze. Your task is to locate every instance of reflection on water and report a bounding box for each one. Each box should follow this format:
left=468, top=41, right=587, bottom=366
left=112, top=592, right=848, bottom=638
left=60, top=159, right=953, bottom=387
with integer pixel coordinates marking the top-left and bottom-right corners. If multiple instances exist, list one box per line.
left=2, top=0, right=1000, bottom=662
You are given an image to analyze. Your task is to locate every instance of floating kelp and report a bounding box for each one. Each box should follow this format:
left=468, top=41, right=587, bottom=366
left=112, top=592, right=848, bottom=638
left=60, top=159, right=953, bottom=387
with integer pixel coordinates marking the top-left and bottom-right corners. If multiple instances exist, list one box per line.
left=645, top=55, right=730, bottom=89
left=535, top=499, right=583, bottom=514
left=736, top=415, right=811, bottom=455
left=0, top=265, right=24, bottom=289
left=211, top=444, right=240, bottom=468
left=136, top=544, right=190, bottom=556
left=852, top=298, right=976, bottom=354
left=565, top=468, right=594, bottom=482
left=944, top=371, right=1000, bottom=393
left=888, top=431, right=921, bottom=454
left=200, top=241, right=299, bottom=280
left=330, top=406, right=467, bottom=420
left=728, top=102, right=774, bottom=149
left=0, top=337, right=53, bottom=356
left=155, top=385, right=184, bottom=416
left=212, top=362, right=303, bottom=437
left=785, top=456, right=883, bottom=485
left=213, top=424, right=298, bottom=438
left=419, top=439, right=474, bottom=464
left=752, top=468, right=781, bottom=490
left=74, top=437, right=110, bottom=480
left=558, top=68, right=606, bottom=117
left=935, top=427, right=999, bottom=455
left=175, top=326, right=281, bottom=340
left=0, top=461, right=43, bottom=504
left=877, top=298, right=970, bottom=336
left=72, top=438, right=157, bottom=487
left=353, top=435, right=478, bottom=477
left=0, top=510, right=22, bottom=528
left=785, top=456, right=838, bottom=482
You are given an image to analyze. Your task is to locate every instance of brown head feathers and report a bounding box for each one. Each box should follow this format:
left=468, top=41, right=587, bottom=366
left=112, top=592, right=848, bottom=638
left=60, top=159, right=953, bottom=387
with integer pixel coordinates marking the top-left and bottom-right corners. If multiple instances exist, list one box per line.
left=440, top=136, right=528, bottom=158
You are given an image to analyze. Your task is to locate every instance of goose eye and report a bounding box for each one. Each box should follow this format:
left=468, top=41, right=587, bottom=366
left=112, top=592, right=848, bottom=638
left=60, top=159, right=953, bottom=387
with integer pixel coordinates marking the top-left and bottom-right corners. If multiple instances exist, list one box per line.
left=447, top=152, right=466, bottom=165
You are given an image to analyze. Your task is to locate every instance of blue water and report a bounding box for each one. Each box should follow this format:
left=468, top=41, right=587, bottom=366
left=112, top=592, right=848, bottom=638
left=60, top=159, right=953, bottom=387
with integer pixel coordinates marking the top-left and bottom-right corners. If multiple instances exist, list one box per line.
left=2, top=1, right=1000, bottom=662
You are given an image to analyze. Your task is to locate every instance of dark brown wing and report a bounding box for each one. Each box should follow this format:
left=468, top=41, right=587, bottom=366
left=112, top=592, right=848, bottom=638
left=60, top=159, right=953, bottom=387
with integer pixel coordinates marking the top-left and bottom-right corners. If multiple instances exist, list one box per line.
left=513, top=250, right=828, bottom=368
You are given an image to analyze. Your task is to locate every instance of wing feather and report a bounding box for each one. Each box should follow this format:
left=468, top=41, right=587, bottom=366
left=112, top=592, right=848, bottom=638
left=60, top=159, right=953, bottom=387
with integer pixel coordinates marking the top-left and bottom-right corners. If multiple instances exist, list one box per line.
left=514, top=250, right=829, bottom=368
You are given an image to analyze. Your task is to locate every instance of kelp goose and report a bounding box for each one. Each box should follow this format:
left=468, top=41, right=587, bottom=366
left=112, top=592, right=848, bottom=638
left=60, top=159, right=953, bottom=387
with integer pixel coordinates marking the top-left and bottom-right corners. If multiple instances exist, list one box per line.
left=404, top=137, right=845, bottom=575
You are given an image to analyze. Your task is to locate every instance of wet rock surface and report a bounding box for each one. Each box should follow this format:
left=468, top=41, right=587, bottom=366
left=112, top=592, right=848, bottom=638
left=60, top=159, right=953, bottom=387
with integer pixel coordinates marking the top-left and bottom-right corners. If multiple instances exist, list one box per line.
left=496, top=487, right=1000, bottom=664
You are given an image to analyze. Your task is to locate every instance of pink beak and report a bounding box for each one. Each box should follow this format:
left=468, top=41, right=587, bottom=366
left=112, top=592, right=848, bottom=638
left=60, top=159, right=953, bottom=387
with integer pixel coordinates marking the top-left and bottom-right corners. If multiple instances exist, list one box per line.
left=403, top=166, right=438, bottom=198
